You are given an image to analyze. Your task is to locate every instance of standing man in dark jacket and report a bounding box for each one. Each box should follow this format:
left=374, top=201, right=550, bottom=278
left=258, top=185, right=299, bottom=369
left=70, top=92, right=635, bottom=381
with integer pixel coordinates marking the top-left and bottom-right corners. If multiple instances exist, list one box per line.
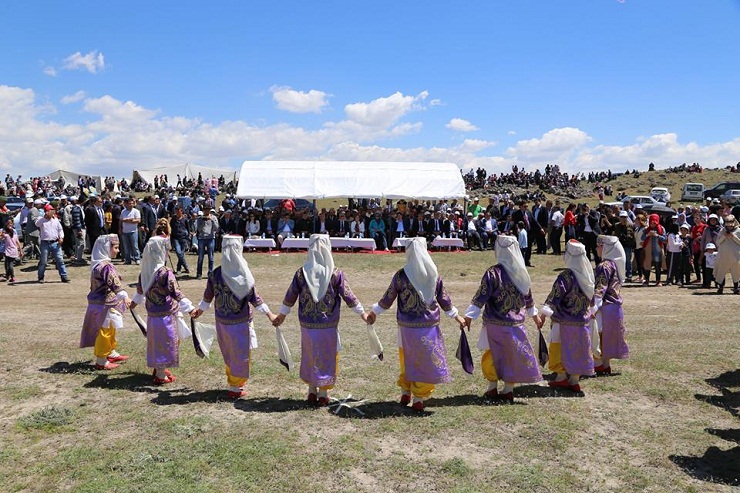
left=170, top=205, right=192, bottom=274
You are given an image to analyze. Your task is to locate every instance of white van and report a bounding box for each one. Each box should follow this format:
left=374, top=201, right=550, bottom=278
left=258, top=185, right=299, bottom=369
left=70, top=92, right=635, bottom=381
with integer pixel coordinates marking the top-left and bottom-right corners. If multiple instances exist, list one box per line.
left=681, top=183, right=705, bottom=202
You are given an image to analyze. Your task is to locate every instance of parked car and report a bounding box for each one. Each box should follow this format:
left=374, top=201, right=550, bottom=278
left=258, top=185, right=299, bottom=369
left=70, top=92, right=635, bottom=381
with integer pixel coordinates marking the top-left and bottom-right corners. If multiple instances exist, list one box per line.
left=680, top=183, right=705, bottom=202
left=4, top=196, right=25, bottom=212
left=650, top=187, right=671, bottom=203
left=719, top=189, right=740, bottom=205
left=704, top=181, right=740, bottom=200
left=627, top=195, right=665, bottom=208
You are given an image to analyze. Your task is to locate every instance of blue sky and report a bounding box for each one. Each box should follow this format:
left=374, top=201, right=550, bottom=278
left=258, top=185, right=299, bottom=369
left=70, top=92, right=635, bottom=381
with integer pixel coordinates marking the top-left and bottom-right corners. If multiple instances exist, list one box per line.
left=1, top=1, right=739, bottom=179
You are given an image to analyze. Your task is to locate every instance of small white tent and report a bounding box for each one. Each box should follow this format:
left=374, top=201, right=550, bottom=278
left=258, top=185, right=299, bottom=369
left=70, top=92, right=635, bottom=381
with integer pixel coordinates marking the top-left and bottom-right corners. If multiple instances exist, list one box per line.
left=48, top=170, right=105, bottom=191
left=235, top=161, right=465, bottom=200
left=133, top=163, right=238, bottom=185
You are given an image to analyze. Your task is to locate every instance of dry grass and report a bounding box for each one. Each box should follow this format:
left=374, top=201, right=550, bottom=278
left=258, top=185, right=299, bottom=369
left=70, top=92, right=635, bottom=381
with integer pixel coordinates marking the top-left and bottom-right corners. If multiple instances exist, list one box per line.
left=0, top=239, right=738, bottom=491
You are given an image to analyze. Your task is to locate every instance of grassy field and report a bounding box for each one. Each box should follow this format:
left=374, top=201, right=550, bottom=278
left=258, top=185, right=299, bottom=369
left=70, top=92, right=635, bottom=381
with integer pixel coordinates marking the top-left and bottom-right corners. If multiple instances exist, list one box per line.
left=0, top=246, right=738, bottom=492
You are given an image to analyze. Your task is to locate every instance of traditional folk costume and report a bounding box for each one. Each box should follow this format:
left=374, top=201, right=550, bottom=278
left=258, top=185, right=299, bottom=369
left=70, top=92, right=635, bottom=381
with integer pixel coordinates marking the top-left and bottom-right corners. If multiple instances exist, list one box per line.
left=278, top=234, right=365, bottom=405
left=713, top=215, right=740, bottom=294
left=540, top=240, right=595, bottom=392
left=464, top=235, right=542, bottom=402
left=372, top=237, right=460, bottom=411
left=641, top=214, right=667, bottom=286
left=133, top=236, right=195, bottom=384
left=196, top=235, right=275, bottom=398
left=592, top=235, right=630, bottom=375
left=80, top=234, right=130, bottom=370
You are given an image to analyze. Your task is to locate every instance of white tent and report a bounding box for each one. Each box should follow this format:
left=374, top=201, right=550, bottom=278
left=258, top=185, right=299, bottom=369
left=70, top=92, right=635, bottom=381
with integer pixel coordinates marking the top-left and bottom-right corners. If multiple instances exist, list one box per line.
left=236, top=161, right=465, bottom=199
left=133, top=163, right=238, bottom=185
left=48, top=170, right=105, bottom=191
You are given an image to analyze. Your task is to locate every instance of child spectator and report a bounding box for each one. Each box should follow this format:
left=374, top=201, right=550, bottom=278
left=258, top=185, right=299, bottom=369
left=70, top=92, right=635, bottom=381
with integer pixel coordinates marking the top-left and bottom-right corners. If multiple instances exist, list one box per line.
left=704, top=243, right=718, bottom=288
left=1, top=218, right=22, bottom=283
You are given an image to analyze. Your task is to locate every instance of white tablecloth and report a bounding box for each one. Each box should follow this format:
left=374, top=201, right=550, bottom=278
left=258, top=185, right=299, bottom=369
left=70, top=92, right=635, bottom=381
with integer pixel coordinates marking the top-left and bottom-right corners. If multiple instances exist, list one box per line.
left=432, top=237, right=465, bottom=249
left=243, top=238, right=277, bottom=249
left=280, top=237, right=376, bottom=251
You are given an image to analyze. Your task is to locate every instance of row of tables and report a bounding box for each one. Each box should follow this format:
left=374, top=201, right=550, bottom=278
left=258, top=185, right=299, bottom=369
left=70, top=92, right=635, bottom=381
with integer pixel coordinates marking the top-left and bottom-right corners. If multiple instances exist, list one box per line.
left=243, top=236, right=465, bottom=251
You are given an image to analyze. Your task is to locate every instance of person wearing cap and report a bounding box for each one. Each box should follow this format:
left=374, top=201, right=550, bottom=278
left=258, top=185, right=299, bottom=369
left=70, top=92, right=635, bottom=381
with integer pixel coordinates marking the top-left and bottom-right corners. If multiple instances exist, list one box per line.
left=273, top=234, right=369, bottom=406
left=35, top=204, right=70, bottom=283
left=130, top=236, right=196, bottom=385
left=703, top=242, right=718, bottom=288
left=591, top=235, right=630, bottom=375
left=462, top=235, right=542, bottom=402
left=192, top=235, right=278, bottom=398
left=464, top=211, right=484, bottom=251
left=713, top=214, right=740, bottom=294
left=80, top=235, right=132, bottom=370
left=467, top=197, right=483, bottom=218
left=614, top=211, right=636, bottom=282
left=641, top=214, right=667, bottom=287
left=194, top=206, right=219, bottom=280
left=368, top=237, right=466, bottom=411
left=700, top=214, right=722, bottom=288
left=24, top=198, right=42, bottom=260
left=534, top=240, right=595, bottom=393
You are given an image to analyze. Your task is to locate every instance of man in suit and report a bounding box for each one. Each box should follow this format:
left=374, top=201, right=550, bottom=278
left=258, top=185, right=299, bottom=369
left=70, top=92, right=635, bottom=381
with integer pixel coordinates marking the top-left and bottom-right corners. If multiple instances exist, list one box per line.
left=409, top=211, right=424, bottom=237
left=141, top=195, right=158, bottom=243
left=335, top=210, right=351, bottom=236
left=576, top=203, right=601, bottom=262
left=84, top=195, right=105, bottom=251
left=511, top=201, right=538, bottom=266
left=430, top=210, right=444, bottom=240
left=532, top=198, right=550, bottom=254
left=390, top=211, right=410, bottom=243
left=261, top=209, right=277, bottom=241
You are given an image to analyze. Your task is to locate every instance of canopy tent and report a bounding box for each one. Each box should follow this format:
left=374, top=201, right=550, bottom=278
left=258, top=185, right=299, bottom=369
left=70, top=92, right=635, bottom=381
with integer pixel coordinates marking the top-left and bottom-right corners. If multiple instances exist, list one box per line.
left=48, top=170, right=106, bottom=192
left=132, top=163, right=238, bottom=186
left=236, top=161, right=465, bottom=200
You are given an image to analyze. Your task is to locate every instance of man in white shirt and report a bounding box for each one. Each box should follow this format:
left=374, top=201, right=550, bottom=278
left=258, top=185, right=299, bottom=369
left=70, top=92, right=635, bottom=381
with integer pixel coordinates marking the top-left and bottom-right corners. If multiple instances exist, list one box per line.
left=119, top=197, right=141, bottom=264
left=549, top=206, right=564, bottom=255
left=35, top=204, right=69, bottom=283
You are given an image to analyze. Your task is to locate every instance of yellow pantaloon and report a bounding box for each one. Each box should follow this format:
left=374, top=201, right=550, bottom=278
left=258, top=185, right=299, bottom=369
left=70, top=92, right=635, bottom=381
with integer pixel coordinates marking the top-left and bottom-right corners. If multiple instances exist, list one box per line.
left=548, top=342, right=565, bottom=373
left=481, top=349, right=499, bottom=382
left=94, top=325, right=118, bottom=358
left=397, top=348, right=435, bottom=399
left=226, top=365, right=248, bottom=388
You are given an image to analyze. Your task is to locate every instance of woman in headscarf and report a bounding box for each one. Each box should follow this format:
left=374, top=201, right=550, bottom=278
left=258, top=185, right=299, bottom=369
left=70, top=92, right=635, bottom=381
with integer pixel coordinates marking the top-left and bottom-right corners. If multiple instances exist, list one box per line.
left=369, top=237, right=466, bottom=411
left=130, top=235, right=196, bottom=385
left=272, top=234, right=368, bottom=406
left=592, top=235, right=630, bottom=375
left=462, top=235, right=542, bottom=402
left=641, top=213, right=667, bottom=287
left=713, top=214, right=740, bottom=294
left=80, top=234, right=132, bottom=370
left=192, top=235, right=277, bottom=398
left=534, top=239, right=594, bottom=393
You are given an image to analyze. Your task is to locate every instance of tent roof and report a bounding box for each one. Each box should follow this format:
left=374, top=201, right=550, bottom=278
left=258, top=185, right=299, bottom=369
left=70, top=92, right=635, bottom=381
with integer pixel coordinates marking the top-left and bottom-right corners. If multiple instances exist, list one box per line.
left=235, top=161, right=465, bottom=200
left=133, top=163, right=238, bottom=184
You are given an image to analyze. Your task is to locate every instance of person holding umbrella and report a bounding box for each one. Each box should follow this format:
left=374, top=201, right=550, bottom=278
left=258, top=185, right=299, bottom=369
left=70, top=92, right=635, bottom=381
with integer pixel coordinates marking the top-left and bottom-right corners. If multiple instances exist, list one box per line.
left=191, top=235, right=278, bottom=399
left=272, top=234, right=369, bottom=406
left=462, top=235, right=542, bottom=402
left=367, top=237, right=466, bottom=411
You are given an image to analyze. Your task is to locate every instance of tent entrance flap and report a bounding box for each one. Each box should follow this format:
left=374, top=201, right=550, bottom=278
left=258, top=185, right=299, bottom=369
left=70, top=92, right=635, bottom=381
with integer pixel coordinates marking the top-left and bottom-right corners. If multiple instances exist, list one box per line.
left=235, top=161, right=465, bottom=200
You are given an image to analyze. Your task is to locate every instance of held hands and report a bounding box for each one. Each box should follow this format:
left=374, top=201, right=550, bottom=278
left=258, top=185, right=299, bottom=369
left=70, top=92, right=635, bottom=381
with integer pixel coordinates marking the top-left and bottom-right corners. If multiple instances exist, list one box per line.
left=123, top=297, right=132, bottom=309
left=364, top=311, right=377, bottom=325
left=272, top=313, right=286, bottom=328
left=191, top=308, right=203, bottom=319
left=266, top=312, right=278, bottom=324
left=129, top=301, right=137, bottom=310
left=533, top=313, right=545, bottom=330
left=455, top=315, right=468, bottom=331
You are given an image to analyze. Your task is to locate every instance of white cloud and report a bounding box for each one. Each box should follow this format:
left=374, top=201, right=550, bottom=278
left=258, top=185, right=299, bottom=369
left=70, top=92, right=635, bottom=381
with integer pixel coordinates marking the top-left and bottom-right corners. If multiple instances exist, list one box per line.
left=43, top=66, right=57, bottom=77
left=270, top=86, right=329, bottom=113
left=507, top=130, right=516, bottom=136
left=446, top=118, right=478, bottom=132
left=61, top=91, right=86, bottom=104
left=0, top=84, right=738, bottom=179
left=345, top=91, right=427, bottom=127
left=63, top=51, right=105, bottom=74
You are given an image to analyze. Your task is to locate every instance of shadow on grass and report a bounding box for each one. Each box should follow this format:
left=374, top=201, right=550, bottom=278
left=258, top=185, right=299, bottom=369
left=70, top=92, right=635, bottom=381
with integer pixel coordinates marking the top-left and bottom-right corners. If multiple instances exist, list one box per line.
left=40, top=361, right=98, bottom=375
left=669, top=368, right=739, bottom=487
left=84, top=371, right=164, bottom=393
left=235, top=397, right=328, bottom=413
left=151, top=389, right=232, bottom=405
left=690, top=291, right=725, bottom=296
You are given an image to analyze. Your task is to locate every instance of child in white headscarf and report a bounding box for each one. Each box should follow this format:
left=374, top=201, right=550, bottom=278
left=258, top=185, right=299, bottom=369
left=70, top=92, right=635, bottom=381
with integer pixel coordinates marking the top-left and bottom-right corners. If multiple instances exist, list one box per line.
left=369, top=237, right=466, bottom=411
left=80, top=234, right=132, bottom=370
left=463, top=235, right=542, bottom=402
left=192, top=235, right=277, bottom=398
left=592, top=235, right=630, bottom=375
left=273, top=234, right=368, bottom=406
left=534, top=239, right=595, bottom=393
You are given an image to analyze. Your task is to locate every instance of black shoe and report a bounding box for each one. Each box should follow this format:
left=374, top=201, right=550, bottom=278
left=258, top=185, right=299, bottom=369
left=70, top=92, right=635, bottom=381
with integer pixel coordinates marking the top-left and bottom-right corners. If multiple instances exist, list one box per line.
left=38, top=279, right=44, bottom=283
left=61, top=277, right=70, bottom=283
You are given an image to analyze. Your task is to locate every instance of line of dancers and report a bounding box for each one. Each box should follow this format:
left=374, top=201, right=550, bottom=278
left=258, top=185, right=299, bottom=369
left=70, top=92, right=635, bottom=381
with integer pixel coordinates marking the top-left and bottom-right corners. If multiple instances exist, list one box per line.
left=81, top=219, right=629, bottom=411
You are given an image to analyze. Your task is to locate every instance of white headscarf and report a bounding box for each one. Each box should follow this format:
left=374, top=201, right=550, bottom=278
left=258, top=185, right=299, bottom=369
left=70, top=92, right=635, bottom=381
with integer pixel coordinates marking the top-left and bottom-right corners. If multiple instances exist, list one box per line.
left=302, top=234, right=335, bottom=303
left=140, top=236, right=170, bottom=294
left=597, top=235, right=626, bottom=283
left=564, top=240, right=595, bottom=299
left=495, top=234, right=531, bottom=295
left=221, top=235, right=254, bottom=300
left=90, top=234, right=118, bottom=270
left=403, top=237, right=438, bottom=305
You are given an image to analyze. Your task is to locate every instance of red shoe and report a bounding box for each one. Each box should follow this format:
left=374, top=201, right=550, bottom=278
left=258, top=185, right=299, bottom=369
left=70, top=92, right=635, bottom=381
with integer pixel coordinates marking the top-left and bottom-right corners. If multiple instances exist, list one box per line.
left=548, top=379, right=570, bottom=388
left=227, top=390, right=247, bottom=399
left=411, top=401, right=425, bottom=412
left=399, top=394, right=411, bottom=406
left=498, top=391, right=514, bottom=403
left=94, top=362, right=119, bottom=370
left=152, top=369, right=172, bottom=377
left=483, top=388, right=498, bottom=399
left=593, top=364, right=611, bottom=375
left=307, top=393, right=318, bottom=404
left=317, top=396, right=330, bottom=406
left=569, top=383, right=582, bottom=392
left=107, top=354, right=130, bottom=363
left=153, top=374, right=176, bottom=385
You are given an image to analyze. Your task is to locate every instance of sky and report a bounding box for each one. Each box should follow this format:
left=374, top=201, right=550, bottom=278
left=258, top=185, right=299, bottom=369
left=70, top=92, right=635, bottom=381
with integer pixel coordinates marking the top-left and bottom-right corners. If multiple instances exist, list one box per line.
left=1, top=1, right=739, bottom=179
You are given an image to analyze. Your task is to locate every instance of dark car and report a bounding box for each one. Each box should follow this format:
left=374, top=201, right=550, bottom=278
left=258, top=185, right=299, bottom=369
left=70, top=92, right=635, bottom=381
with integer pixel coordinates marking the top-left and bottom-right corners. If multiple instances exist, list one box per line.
left=262, top=199, right=316, bottom=214
left=4, top=196, right=24, bottom=212
left=704, top=182, right=740, bottom=200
